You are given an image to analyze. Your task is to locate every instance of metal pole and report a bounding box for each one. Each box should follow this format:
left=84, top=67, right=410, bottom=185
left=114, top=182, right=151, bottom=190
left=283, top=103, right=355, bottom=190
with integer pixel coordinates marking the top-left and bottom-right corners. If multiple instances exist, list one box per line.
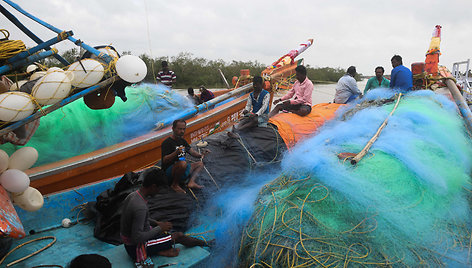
left=218, top=69, right=231, bottom=89
left=0, top=2, right=69, bottom=65
left=6, top=31, right=72, bottom=64
left=155, top=83, right=253, bottom=130
left=2, top=0, right=112, bottom=63
left=0, top=49, right=58, bottom=75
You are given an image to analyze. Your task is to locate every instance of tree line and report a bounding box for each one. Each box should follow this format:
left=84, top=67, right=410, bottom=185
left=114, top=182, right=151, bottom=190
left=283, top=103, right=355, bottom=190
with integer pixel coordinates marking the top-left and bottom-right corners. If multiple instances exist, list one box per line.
left=42, top=49, right=359, bottom=88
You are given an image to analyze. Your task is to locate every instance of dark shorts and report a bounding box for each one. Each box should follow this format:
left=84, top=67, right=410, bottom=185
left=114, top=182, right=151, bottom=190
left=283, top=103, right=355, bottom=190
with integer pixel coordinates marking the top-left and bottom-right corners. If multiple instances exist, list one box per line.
left=281, top=103, right=312, bottom=116
left=124, top=234, right=173, bottom=261
left=165, top=162, right=191, bottom=183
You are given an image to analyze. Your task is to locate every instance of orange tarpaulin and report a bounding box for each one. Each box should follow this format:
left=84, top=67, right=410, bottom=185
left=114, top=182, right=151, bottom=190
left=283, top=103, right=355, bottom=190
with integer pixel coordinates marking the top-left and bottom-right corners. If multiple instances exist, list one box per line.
left=269, top=103, right=344, bottom=148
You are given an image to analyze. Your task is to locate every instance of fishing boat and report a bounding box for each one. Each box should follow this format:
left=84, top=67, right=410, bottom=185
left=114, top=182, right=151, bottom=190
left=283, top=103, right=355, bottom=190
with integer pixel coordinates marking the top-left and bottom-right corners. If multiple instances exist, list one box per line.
left=0, top=1, right=320, bottom=266
left=0, top=0, right=313, bottom=196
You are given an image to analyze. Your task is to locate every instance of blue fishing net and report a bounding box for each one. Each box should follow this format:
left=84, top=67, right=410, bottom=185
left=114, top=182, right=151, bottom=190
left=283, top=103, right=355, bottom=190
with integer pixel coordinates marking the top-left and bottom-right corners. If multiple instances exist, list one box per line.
left=0, top=83, right=194, bottom=166
left=189, top=88, right=472, bottom=267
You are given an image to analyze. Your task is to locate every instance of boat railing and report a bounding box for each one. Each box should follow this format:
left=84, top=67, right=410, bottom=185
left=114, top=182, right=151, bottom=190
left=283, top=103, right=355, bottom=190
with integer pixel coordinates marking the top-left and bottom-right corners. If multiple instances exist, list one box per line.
left=452, top=59, right=471, bottom=92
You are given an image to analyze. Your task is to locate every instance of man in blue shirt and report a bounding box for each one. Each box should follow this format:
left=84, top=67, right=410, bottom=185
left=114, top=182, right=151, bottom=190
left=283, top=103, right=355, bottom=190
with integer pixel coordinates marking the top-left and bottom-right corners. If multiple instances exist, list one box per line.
left=230, top=75, right=270, bottom=134
left=390, top=55, right=413, bottom=91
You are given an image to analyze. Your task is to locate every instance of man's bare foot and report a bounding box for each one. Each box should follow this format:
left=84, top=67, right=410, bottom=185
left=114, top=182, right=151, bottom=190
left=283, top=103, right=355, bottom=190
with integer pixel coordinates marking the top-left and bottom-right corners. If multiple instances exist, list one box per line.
left=171, top=184, right=186, bottom=193
left=158, top=248, right=180, bottom=257
left=187, top=181, right=204, bottom=189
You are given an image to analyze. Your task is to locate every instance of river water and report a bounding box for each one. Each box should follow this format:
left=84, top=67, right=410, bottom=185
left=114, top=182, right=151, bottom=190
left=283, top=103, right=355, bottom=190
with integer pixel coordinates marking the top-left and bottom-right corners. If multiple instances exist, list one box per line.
left=294, top=79, right=367, bottom=105
left=178, top=79, right=368, bottom=106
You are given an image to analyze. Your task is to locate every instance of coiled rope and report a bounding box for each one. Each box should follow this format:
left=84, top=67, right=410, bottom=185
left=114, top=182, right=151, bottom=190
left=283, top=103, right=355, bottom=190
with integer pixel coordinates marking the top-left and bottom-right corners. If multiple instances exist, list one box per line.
left=0, top=236, right=57, bottom=267
left=0, top=29, right=26, bottom=60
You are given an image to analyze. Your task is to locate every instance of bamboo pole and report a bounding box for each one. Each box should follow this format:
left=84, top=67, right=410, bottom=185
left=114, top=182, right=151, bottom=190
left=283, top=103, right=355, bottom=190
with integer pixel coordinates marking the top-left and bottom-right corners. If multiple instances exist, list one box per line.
left=350, top=93, right=402, bottom=165
left=444, top=78, right=472, bottom=136
left=218, top=69, right=231, bottom=89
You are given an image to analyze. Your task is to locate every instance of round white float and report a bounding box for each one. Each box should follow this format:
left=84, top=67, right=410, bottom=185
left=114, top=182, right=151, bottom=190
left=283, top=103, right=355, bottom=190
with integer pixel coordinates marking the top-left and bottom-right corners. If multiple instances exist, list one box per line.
left=93, top=47, right=119, bottom=61
left=26, top=64, right=38, bottom=74
left=32, top=70, right=72, bottom=105
left=12, top=186, right=44, bottom=212
left=67, top=59, right=104, bottom=88
left=30, top=71, right=46, bottom=81
left=0, top=149, right=9, bottom=174
left=0, top=169, right=30, bottom=193
left=115, top=55, right=147, bottom=83
left=9, top=80, right=27, bottom=91
left=46, top=67, right=62, bottom=73
left=0, top=92, right=36, bottom=122
left=9, top=147, right=38, bottom=171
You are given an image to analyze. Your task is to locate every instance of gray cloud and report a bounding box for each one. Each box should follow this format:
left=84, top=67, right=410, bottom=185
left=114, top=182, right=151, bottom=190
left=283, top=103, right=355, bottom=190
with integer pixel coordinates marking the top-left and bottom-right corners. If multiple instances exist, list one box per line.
left=1, top=0, right=471, bottom=76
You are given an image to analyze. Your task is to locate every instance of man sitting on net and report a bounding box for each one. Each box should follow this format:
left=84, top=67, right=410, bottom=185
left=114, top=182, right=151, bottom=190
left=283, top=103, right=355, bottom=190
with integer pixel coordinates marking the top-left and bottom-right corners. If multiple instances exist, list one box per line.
left=229, top=76, right=269, bottom=136
left=161, top=119, right=209, bottom=193
left=269, top=65, right=313, bottom=117
left=120, top=168, right=209, bottom=267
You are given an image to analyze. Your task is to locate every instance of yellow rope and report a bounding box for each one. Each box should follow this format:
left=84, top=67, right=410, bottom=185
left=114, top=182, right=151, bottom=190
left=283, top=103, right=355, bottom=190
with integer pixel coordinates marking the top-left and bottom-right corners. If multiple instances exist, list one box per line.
left=0, top=236, right=57, bottom=267
left=0, top=29, right=26, bottom=60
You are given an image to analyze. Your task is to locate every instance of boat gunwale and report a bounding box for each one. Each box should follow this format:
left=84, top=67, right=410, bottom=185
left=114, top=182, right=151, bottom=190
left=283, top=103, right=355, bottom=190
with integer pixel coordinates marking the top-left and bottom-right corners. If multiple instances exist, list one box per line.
left=27, top=94, right=249, bottom=180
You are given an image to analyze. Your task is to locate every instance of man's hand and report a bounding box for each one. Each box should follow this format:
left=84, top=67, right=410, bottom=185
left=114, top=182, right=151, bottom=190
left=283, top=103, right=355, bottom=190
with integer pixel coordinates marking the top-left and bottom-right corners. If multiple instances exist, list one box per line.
left=157, top=221, right=172, bottom=232
left=176, top=146, right=184, bottom=154
left=201, top=148, right=211, bottom=155
left=273, top=99, right=281, bottom=105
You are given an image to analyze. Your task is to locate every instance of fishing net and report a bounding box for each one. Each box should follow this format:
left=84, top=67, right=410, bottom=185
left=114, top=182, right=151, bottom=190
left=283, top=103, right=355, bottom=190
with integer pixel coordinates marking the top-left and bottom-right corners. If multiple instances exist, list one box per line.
left=238, top=89, right=472, bottom=267
left=0, top=83, right=193, bottom=166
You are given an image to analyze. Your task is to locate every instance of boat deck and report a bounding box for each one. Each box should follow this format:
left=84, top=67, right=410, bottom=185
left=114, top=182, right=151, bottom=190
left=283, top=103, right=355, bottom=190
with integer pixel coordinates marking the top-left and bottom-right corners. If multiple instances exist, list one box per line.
left=2, top=177, right=210, bottom=267
left=3, top=223, right=210, bottom=267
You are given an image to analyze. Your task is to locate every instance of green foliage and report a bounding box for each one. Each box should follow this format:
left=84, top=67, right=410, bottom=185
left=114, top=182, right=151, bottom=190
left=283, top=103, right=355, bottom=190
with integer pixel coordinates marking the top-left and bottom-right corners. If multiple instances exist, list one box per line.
left=306, top=65, right=345, bottom=83
left=138, top=52, right=351, bottom=88
left=39, top=49, right=357, bottom=87
left=40, top=48, right=79, bottom=67
left=140, top=52, right=266, bottom=88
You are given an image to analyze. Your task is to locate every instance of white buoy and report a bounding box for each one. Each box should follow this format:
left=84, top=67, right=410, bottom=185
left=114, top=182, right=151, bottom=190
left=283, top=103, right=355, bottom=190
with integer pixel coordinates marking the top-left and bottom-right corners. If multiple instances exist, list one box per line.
left=0, top=169, right=30, bottom=193
left=93, top=47, right=119, bottom=61
left=26, top=64, right=38, bottom=74
left=46, top=67, right=62, bottom=73
left=9, top=80, right=28, bottom=91
left=0, top=149, right=9, bottom=174
left=115, top=55, right=147, bottom=83
left=67, top=59, right=105, bottom=88
left=0, top=92, right=36, bottom=122
left=8, top=147, right=38, bottom=171
left=30, top=71, right=46, bottom=81
left=32, top=69, right=72, bottom=105
left=62, top=218, right=72, bottom=228
left=12, top=187, right=44, bottom=212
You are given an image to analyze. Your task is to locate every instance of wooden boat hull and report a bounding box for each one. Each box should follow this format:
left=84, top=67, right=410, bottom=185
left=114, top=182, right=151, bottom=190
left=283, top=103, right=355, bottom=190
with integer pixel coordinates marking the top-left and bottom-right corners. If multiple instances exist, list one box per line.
left=27, top=94, right=248, bottom=195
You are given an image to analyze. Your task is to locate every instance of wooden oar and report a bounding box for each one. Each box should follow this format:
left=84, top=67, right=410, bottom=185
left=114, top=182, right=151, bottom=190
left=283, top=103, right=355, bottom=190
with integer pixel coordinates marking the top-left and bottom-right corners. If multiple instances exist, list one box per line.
left=339, top=93, right=403, bottom=165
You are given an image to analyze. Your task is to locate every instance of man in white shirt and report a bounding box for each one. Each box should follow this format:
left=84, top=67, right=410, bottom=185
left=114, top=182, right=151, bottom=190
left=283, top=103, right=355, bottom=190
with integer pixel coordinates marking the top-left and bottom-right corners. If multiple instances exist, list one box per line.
left=334, top=66, right=362, bottom=104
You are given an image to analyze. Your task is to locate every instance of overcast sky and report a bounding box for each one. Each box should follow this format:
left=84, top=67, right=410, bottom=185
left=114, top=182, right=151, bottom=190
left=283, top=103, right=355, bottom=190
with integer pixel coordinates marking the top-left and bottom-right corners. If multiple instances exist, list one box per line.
left=2, top=0, right=471, bottom=76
